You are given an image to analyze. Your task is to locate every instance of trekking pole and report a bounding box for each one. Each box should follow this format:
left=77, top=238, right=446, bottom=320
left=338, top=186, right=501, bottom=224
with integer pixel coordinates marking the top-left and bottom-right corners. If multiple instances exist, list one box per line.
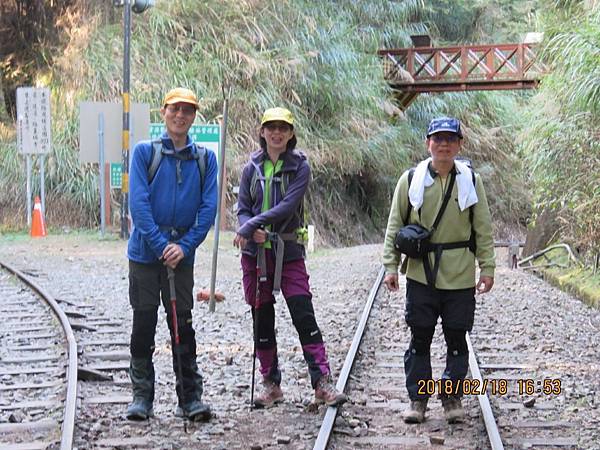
left=167, top=267, right=185, bottom=416
left=250, top=259, right=260, bottom=410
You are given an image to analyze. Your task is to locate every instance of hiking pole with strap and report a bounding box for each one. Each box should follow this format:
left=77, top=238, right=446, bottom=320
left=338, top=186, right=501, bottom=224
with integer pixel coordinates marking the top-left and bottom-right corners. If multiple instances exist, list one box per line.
left=250, top=243, right=262, bottom=410
left=167, top=266, right=186, bottom=416
left=250, top=266, right=259, bottom=410
left=250, top=238, right=268, bottom=410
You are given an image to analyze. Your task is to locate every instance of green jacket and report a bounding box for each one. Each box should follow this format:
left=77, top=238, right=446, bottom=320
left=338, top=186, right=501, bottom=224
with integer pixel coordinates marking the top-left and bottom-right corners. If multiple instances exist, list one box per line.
left=382, top=164, right=495, bottom=289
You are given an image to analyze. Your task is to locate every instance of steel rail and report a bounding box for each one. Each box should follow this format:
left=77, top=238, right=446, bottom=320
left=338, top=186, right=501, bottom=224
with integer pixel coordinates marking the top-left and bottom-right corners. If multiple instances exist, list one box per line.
left=0, top=260, right=78, bottom=450
left=312, top=265, right=505, bottom=449
left=312, top=265, right=386, bottom=450
left=466, top=332, right=504, bottom=450
left=517, top=243, right=579, bottom=267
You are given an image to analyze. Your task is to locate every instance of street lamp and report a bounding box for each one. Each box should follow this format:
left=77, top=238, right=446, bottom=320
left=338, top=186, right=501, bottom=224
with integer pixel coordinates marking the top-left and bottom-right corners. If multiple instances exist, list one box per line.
left=132, top=0, right=154, bottom=13
left=115, top=0, right=154, bottom=239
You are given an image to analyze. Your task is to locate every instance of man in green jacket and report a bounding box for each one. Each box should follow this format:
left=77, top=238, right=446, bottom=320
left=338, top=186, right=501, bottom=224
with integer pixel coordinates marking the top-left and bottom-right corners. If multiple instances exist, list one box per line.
left=382, top=117, right=495, bottom=424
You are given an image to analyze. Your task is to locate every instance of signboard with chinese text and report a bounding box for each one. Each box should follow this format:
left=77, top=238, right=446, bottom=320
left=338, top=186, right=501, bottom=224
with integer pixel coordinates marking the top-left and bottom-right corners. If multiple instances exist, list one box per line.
left=16, top=87, right=52, bottom=154
left=110, top=163, right=123, bottom=189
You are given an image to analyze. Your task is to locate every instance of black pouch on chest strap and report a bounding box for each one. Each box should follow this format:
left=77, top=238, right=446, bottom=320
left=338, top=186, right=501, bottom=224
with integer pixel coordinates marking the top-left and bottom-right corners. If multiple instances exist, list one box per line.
left=393, top=224, right=432, bottom=258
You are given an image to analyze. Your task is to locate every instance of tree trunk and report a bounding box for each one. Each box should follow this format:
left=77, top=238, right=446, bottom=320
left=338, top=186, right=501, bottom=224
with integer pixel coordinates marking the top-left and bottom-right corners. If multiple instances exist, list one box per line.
left=0, top=75, right=9, bottom=123
left=523, top=207, right=560, bottom=257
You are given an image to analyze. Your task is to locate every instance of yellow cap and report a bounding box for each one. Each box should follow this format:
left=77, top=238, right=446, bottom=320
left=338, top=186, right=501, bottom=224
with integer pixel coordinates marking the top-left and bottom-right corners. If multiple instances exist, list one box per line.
left=261, top=107, right=294, bottom=126
left=163, top=88, right=199, bottom=109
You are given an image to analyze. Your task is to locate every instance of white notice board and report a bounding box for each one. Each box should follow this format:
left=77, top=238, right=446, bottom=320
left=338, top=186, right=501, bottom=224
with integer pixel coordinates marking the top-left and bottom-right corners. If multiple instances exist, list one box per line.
left=78, top=101, right=150, bottom=164
left=16, top=87, right=52, bottom=155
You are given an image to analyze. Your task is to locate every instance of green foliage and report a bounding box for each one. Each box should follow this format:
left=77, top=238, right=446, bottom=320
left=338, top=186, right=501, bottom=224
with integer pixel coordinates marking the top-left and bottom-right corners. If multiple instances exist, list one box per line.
left=2, top=0, right=430, bottom=236
left=426, top=0, right=540, bottom=44
left=522, top=0, right=600, bottom=255
left=543, top=9, right=600, bottom=113
left=407, top=90, right=531, bottom=231
left=0, top=0, right=533, bottom=242
left=0, top=112, right=99, bottom=229
left=545, top=263, right=600, bottom=309
left=119, top=0, right=427, bottom=178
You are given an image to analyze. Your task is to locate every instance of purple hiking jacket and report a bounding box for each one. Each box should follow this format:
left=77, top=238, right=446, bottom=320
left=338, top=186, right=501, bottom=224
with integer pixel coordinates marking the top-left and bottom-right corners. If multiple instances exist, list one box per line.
left=237, top=148, right=309, bottom=262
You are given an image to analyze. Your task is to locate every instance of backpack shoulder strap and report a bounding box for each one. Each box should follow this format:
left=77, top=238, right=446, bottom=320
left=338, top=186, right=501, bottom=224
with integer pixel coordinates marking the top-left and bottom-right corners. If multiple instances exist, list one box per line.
left=194, top=144, right=207, bottom=189
left=403, top=168, right=415, bottom=225
left=249, top=162, right=263, bottom=203
left=431, top=170, right=456, bottom=232
left=280, top=171, right=295, bottom=197
left=281, top=150, right=306, bottom=198
left=281, top=169, right=305, bottom=228
left=148, top=140, right=208, bottom=190
left=469, top=170, right=476, bottom=225
left=147, top=139, right=163, bottom=184
left=468, top=169, right=477, bottom=251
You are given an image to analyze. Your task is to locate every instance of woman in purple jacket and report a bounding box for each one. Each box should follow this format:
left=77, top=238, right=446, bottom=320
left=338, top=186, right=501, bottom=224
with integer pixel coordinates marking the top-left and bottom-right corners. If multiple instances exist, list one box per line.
left=233, top=107, right=346, bottom=408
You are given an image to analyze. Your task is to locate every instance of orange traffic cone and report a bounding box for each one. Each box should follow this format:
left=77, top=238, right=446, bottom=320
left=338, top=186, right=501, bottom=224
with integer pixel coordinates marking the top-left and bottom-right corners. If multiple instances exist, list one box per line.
left=31, top=196, right=47, bottom=237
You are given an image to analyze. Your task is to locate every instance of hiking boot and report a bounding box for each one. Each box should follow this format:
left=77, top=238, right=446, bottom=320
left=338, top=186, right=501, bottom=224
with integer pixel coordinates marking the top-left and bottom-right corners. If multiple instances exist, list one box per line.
left=441, top=396, right=465, bottom=424
left=254, top=379, right=284, bottom=409
left=126, top=356, right=155, bottom=421
left=176, top=399, right=212, bottom=422
left=314, top=376, right=347, bottom=406
left=402, top=399, right=428, bottom=423
left=126, top=397, right=153, bottom=421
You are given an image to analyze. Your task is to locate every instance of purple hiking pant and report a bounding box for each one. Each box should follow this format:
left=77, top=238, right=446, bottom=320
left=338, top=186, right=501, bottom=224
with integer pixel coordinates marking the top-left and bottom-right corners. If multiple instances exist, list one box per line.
left=241, top=253, right=330, bottom=387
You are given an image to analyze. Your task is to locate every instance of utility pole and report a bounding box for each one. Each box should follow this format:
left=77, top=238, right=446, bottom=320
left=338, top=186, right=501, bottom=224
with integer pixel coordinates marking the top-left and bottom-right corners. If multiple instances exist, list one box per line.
left=115, top=0, right=154, bottom=239
left=120, top=0, right=131, bottom=239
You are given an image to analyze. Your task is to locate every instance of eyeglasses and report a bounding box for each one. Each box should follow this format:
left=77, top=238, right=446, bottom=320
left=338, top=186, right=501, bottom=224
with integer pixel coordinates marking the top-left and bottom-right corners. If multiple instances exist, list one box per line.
left=430, top=134, right=460, bottom=143
left=166, top=104, right=196, bottom=115
left=263, top=122, right=292, bottom=132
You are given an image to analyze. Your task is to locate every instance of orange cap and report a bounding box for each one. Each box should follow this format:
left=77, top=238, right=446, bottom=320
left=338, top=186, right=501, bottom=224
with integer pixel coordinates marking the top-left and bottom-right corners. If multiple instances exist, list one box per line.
left=162, top=87, right=199, bottom=109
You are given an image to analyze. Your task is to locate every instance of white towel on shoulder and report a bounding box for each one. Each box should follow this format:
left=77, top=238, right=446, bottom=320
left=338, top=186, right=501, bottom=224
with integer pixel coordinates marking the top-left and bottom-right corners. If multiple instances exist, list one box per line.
left=407, top=158, right=434, bottom=211
left=408, top=157, right=478, bottom=212
left=454, top=159, right=478, bottom=211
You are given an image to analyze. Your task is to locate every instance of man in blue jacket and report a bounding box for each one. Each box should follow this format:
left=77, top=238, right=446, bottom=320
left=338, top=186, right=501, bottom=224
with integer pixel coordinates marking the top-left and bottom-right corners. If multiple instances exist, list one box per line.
left=125, top=87, right=218, bottom=421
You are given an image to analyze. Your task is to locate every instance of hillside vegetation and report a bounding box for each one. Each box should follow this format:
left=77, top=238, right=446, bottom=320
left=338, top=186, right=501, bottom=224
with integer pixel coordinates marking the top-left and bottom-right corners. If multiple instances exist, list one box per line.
left=521, top=0, right=600, bottom=262
left=2, top=0, right=594, bottom=260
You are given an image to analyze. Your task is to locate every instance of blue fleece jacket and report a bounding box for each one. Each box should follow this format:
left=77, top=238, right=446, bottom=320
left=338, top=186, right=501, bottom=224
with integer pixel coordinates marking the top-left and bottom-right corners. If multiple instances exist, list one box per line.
left=127, top=132, right=218, bottom=266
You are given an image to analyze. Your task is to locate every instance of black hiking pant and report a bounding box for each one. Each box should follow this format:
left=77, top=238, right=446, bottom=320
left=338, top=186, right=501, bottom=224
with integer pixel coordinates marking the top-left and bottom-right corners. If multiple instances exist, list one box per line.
left=404, top=279, right=475, bottom=400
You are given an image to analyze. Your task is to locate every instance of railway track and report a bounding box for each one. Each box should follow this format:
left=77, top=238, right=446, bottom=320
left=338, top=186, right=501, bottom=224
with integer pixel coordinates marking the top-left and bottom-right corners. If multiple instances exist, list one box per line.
left=0, top=259, right=138, bottom=449
left=0, top=261, right=77, bottom=450
left=313, top=266, right=580, bottom=449
left=0, top=244, right=593, bottom=449
left=469, top=300, right=579, bottom=448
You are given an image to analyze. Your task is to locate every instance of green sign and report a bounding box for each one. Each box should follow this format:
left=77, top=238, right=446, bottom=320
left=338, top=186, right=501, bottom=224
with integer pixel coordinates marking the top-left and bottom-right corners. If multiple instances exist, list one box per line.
left=110, top=163, right=122, bottom=189
left=149, top=124, right=220, bottom=143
